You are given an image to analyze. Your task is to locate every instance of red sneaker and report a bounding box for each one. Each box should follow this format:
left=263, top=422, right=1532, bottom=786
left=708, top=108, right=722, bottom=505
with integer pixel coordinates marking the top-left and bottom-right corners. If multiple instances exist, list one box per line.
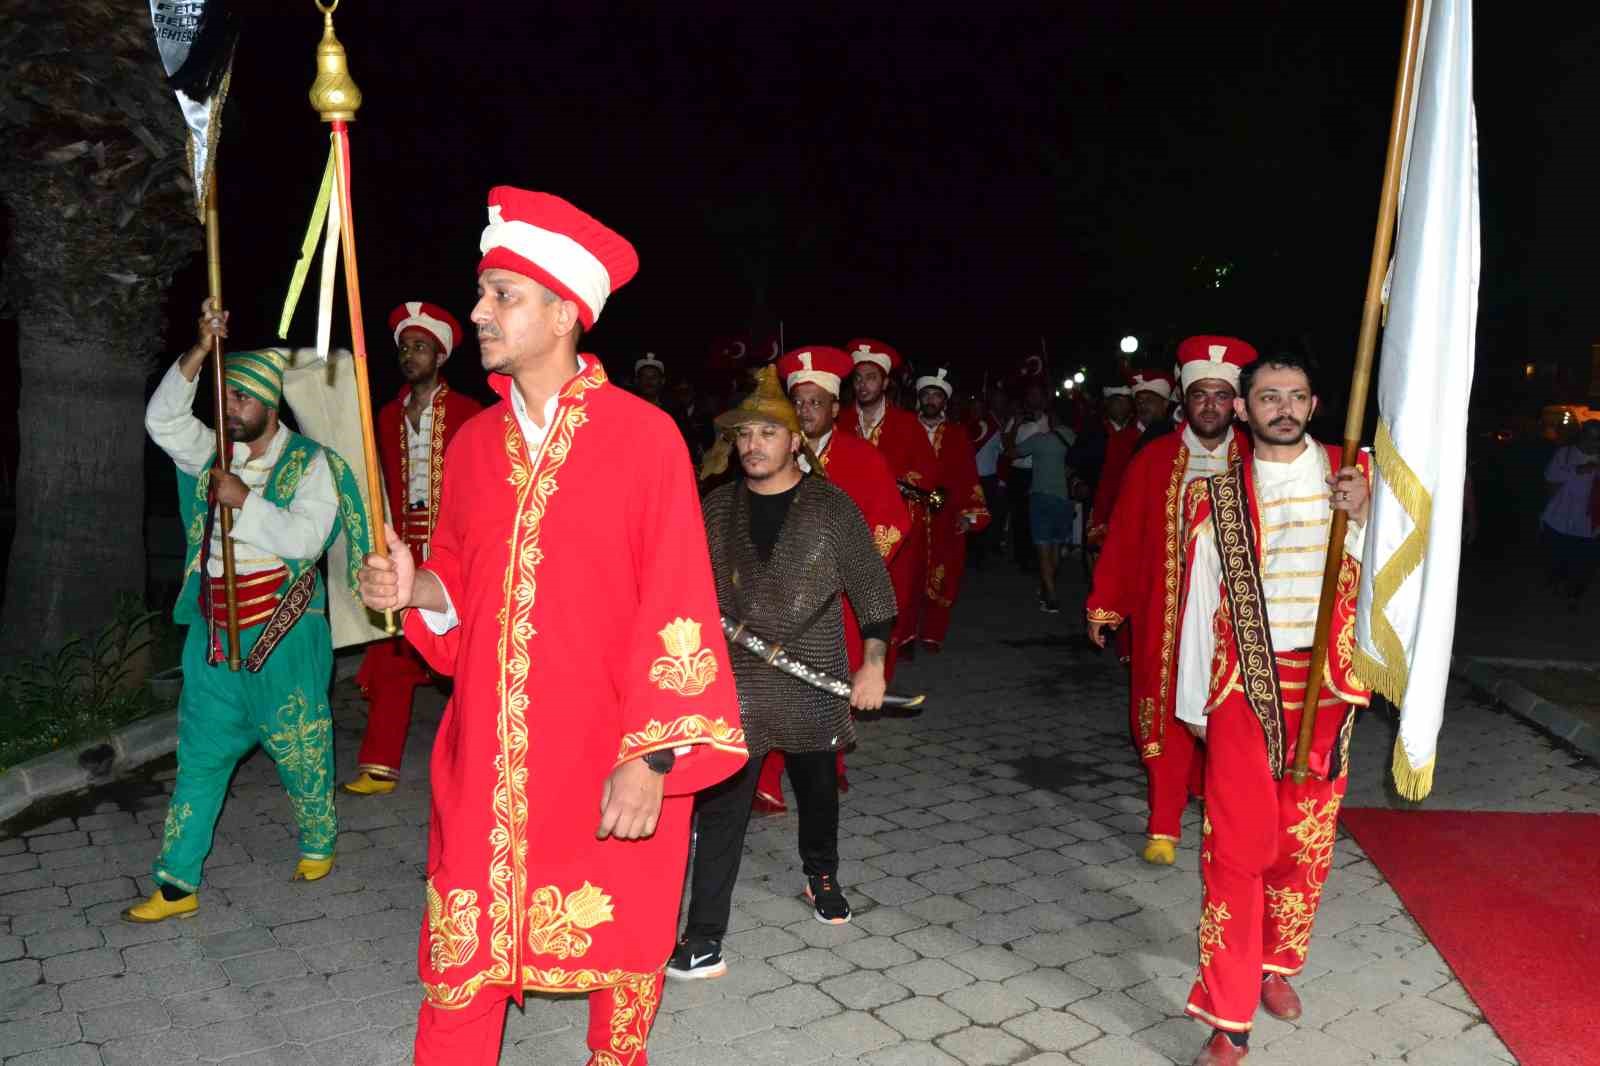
left=1193, top=1031, right=1248, bottom=1065
left=1260, top=973, right=1302, bottom=1020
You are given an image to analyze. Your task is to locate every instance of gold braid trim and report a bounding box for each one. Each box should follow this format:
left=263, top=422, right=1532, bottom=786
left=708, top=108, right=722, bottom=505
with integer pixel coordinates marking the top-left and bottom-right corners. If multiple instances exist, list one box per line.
left=423, top=364, right=604, bottom=1010
left=1208, top=468, right=1288, bottom=778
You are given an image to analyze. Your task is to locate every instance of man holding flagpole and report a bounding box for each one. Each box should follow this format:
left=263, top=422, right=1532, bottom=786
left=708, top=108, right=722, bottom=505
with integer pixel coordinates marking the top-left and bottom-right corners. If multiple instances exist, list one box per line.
left=1173, top=353, right=1371, bottom=1064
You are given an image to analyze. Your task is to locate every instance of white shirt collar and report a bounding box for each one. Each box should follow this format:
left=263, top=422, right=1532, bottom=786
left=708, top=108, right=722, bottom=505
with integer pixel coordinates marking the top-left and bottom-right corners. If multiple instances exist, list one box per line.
left=509, top=355, right=587, bottom=446
left=1254, top=439, right=1319, bottom=484
left=1181, top=423, right=1229, bottom=457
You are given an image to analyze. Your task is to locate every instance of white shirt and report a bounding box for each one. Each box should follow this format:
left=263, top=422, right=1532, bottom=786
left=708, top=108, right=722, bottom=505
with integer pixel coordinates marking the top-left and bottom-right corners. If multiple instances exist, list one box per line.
left=1541, top=444, right=1598, bottom=538
left=1008, top=414, right=1049, bottom=469
left=920, top=415, right=944, bottom=446
left=856, top=400, right=887, bottom=440
left=975, top=424, right=1002, bottom=478
left=1176, top=440, right=1364, bottom=725
left=403, top=384, right=439, bottom=508
left=418, top=359, right=587, bottom=634
left=1181, top=424, right=1231, bottom=490
left=145, top=360, right=338, bottom=578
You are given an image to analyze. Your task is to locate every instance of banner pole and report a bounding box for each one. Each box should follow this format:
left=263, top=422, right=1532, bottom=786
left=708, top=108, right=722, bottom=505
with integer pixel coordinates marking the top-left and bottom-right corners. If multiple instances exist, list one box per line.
left=1293, top=0, right=1425, bottom=782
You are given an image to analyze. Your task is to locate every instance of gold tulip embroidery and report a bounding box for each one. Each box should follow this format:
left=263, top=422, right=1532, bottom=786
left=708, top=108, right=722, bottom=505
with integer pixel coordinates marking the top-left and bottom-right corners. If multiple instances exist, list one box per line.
left=648, top=617, right=718, bottom=697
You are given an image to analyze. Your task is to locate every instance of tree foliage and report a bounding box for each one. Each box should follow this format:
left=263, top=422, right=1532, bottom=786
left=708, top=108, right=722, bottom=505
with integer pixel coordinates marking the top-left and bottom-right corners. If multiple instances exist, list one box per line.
left=0, top=1, right=201, bottom=356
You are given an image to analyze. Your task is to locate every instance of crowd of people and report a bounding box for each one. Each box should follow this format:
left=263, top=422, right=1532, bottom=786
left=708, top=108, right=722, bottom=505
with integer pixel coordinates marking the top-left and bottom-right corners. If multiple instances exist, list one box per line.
left=126, top=185, right=1381, bottom=1066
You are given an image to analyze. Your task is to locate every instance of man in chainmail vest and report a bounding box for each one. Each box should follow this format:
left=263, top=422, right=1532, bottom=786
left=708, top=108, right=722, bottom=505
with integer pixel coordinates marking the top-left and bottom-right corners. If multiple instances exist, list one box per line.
left=670, top=368, right=897, bottom=980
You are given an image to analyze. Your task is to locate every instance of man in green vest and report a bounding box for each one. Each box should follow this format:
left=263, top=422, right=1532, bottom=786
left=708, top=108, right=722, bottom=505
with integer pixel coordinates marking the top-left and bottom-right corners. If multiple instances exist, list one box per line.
left=124, top=298, right=370, bottom=923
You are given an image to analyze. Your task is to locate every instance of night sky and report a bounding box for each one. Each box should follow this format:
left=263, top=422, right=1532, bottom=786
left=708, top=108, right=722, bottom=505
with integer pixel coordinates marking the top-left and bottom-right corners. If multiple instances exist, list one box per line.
left=161, top=3, right=1592, bottom=411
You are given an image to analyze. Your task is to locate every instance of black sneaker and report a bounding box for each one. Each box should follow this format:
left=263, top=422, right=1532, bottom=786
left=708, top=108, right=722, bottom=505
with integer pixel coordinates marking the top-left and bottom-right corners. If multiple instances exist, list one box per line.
left=804, top=874, right=852, bottom=925
left=1040, top=598, right=1060, bottom=614
left=665, top=938, right=726, bottom=981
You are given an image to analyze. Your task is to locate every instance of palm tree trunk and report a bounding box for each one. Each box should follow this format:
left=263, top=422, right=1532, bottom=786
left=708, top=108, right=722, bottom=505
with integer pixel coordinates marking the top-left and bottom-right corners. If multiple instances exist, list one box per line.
left=0, top=320, right=148, bottom=660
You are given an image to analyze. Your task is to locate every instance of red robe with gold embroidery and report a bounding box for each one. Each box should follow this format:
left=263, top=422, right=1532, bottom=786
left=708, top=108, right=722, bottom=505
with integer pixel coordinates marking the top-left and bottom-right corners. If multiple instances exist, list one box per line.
left=403, top=360, right=747, bottom=1011
left=913, top=419, right=991, bottom=647
left=837, top=403, right=940, bottom=650
left=1088, top=422, right=1145, bottom=544
left=354, top=383, right=483, bottom=781
left=1085, top=426, right=1247, bottom=839
left=817, top=431, right=912, bottom=669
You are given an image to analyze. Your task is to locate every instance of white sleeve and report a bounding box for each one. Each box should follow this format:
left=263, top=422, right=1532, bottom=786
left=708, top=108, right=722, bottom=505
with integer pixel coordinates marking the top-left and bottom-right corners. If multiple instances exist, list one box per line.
left=1343, top=514, right=1367, bottom=560
left=415, top=585, right=459, bottom=634
left=144, top=360, right=215, bottom=476
left=230, top=452, right=338, bottom=562
left=1175, top=521, right=1221, bottom=727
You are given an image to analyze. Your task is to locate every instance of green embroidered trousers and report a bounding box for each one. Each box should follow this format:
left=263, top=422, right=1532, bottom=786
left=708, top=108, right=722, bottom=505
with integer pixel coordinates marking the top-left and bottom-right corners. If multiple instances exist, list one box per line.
left=153, top=616, right=337, bottom=892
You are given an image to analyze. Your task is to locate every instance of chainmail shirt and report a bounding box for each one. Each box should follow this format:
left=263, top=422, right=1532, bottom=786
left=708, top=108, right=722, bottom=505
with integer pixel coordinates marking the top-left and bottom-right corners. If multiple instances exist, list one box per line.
left=703, top=475, right=898, bottom=759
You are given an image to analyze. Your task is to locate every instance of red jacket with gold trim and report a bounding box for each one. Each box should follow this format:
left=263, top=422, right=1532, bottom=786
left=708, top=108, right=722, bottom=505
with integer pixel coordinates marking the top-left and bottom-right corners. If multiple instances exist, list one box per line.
left=816, top=430, right=910, bottom=670
left=1086, top=425, right=1249, bottom=760
left=402, top=360, right=746, bottom=1010
left=376, top=382, right=481, bottom=553
left=1179, top=443, right=1372, bottom=773
left=924, top=420, right=991, bottom=609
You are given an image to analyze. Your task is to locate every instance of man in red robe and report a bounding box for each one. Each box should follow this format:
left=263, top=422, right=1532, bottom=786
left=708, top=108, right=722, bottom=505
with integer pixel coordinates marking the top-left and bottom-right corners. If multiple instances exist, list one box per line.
left=837, top=338, right=942, bottom=658
left=346, top=301, right=481, bottom=796
left=358, top=187, right=747, bottom=1066
left=1086, top=337, right=1256, bottom=865
left=1089, top=369, right=1177, bottom=546
left=1173, top=352, right=1371, bottom=1066
left=748, top=345, right=911, bottom=812
left=908, top=368, right=990, bottom=650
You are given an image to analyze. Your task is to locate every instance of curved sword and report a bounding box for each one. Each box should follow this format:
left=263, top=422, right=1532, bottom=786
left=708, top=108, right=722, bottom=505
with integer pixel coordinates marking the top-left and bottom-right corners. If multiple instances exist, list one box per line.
left=720, top=616, right=926, bottom=716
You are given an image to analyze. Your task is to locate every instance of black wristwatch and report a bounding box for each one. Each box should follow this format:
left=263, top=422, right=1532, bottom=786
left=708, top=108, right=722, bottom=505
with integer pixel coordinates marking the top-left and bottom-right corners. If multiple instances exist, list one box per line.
left=641, top=749, right=675, bottom=775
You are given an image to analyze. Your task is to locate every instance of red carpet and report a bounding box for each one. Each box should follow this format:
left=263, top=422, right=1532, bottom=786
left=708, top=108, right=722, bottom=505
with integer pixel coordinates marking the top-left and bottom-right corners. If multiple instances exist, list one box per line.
left=1340, top=809, right=1600, bottom=1066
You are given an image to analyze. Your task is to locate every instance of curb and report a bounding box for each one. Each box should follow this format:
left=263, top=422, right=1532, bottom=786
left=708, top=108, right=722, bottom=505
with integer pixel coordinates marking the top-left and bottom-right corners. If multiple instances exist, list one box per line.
left=1452, top=657, right=1600, bottom=763
left=0, top=710, right=179, bottom=823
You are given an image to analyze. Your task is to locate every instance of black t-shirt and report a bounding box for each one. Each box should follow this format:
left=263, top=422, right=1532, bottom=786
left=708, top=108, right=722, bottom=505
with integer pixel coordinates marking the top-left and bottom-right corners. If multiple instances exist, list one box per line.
left=746, top=480, right=894, bottom=645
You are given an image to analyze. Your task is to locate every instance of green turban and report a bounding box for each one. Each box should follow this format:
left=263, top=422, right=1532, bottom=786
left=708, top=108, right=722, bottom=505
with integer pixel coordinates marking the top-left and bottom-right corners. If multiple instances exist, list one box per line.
left=224, top=349, right=288, bottom=410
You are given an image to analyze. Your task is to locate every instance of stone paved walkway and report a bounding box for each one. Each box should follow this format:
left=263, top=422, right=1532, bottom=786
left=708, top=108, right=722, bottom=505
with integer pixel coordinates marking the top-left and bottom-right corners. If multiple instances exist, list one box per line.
left=3, top=564, right=1598, bottom=1065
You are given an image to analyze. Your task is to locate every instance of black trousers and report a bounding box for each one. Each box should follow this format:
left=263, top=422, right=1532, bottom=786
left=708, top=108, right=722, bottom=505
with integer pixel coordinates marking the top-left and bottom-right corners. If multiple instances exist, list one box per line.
left=1008, top=467, right=1035, bottom=566
left=682, top=750, right=839, bottom=942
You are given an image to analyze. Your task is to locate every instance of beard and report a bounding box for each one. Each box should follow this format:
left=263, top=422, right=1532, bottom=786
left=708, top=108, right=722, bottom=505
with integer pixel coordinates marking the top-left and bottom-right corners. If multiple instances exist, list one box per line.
left=226, top=410, right=270, bottom=444
left=919, top=402, right=944, bottom=421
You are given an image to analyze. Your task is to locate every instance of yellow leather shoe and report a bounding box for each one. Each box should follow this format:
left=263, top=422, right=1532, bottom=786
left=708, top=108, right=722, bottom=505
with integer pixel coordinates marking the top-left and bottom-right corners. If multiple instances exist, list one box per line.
left=122, top=889, right=199, bottom=923
left=341, top=772, right=397, bottom=796
left=1142, top=838, right=1177, bottom=865
left=293, top=856, right=334, bottom=882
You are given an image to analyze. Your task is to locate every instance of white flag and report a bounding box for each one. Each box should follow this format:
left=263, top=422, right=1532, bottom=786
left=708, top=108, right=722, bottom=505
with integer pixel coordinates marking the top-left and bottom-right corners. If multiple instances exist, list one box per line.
left=1354, top=0, right=1479, bottom=801
left=280, top=348, right=391, bottom=651
left=148, top=0, right=235, bottom=218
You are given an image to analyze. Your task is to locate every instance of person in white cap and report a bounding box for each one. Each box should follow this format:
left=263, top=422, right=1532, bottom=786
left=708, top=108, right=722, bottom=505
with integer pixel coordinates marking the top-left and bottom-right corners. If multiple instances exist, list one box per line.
left=906, top=367, right=990, bottom=650
left=633, top=351, right=666, bottom=405
left=1087, top=336, right=1256, bottom=867
left=1089, top=369, right=1176, bottom=546
left=357, top=186, right=747, bottom=1066
left=345, top=300, right=482, bottom=797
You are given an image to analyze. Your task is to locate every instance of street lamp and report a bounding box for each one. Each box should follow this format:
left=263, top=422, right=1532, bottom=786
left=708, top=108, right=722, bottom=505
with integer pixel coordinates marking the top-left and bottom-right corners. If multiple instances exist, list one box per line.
left=1120, top=335, right=1139, bottom=355
left=1073, top=371, right=1086, bottom=384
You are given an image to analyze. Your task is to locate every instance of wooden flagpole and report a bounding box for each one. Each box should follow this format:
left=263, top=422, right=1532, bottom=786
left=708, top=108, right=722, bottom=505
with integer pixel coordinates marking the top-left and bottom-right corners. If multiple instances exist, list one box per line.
left=1292, top=0, right=1426, bottom=782
left=205, top=171, right=242, bottom=671
left=309, top=0, right=394, bottom=634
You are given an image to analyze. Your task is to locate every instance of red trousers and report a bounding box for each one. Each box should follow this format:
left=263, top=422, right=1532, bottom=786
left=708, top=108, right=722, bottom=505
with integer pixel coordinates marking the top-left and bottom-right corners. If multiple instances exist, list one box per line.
left=1186, top=673, right=1354, bottom=1033
left=1137, top=705, right=1204, bottom=842
left=414, top=973, right=663, bottom=1065
left=354, top=637, right=433, bottom=778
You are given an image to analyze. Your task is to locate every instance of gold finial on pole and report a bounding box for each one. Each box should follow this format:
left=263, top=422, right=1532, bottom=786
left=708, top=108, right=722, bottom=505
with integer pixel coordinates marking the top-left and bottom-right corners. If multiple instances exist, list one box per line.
left=309, top=0, right=362, bottom=122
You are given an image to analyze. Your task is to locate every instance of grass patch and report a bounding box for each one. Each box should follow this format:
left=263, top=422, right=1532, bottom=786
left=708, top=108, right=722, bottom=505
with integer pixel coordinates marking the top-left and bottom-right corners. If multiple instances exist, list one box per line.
left=0, top=600, right=180, bottom=772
